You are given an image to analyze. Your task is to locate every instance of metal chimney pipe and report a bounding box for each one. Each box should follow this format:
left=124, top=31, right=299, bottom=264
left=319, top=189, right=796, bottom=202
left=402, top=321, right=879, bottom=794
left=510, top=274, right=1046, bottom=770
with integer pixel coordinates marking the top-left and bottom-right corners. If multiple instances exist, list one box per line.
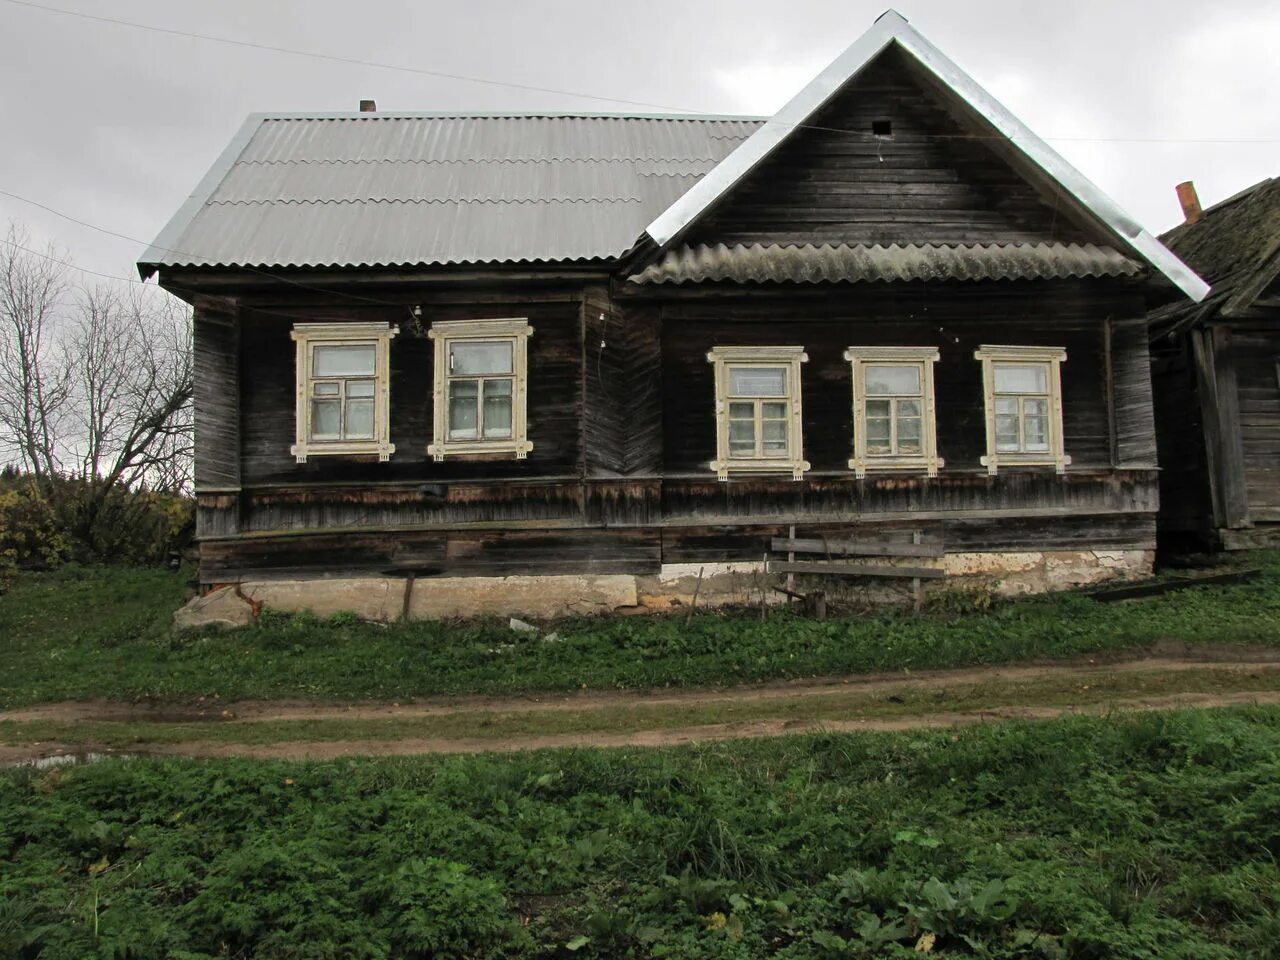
left=1176, top=181, right=1202, bottom=225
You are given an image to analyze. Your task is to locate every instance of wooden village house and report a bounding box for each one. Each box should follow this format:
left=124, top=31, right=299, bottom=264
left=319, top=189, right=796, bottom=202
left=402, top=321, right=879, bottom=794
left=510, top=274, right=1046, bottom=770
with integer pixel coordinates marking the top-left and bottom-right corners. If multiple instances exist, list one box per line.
left=141, top=11, right=1210, bottom=623
left=1149, top=178, right=1280, bottom=552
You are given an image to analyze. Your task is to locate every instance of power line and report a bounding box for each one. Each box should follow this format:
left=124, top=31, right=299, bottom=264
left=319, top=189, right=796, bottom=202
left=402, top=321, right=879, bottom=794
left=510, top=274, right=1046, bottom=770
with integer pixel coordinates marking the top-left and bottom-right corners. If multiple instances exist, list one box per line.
left=0, top=236, right=150, bottom=286
left=5, top=0, right=1279, bottom=145
left=0, top=186, right=410, bottom=308
left=1, top=0, right=693, bottom=114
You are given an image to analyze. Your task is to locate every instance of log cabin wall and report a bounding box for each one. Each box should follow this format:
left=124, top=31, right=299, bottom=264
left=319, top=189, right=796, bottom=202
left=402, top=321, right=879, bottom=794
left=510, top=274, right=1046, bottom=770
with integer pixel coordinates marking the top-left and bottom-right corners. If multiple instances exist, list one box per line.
left=191, top=273, right=1159, bottom=584
left=684, top=46, right=1096, bottom=248
left=1231, top=321, right=1280, bottom=521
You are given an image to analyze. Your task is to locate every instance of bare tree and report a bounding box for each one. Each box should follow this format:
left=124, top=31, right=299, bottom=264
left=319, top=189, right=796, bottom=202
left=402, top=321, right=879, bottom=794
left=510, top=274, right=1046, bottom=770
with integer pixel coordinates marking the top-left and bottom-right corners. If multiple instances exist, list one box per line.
left=0, top=224, right=72, bottom=481
left=0, top=220, right=193, bottom=511
left=67, top=284, right=193, bottom=495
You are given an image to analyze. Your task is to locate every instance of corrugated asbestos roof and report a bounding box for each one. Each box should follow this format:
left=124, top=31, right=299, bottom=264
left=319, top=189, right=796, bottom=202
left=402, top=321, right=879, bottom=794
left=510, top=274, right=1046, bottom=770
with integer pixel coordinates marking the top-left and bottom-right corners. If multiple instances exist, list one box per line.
left=138, top=113, right=761, bottom=272
left=628, top=242, right=1143, bottom=285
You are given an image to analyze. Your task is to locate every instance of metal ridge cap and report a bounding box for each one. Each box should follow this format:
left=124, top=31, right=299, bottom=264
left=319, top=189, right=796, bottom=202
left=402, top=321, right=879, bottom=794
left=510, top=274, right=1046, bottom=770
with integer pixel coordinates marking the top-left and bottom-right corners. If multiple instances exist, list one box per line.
left=253, top=110, right=770, bottom=122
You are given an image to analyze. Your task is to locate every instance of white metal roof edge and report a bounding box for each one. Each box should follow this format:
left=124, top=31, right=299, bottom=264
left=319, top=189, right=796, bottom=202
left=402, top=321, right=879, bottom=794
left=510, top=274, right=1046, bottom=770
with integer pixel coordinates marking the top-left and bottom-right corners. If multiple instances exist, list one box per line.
left=643, top=10, right=1210, bottom=302
left=137, top=113, right=269, bottom=277
left=251, top=110, right=770, bottom=122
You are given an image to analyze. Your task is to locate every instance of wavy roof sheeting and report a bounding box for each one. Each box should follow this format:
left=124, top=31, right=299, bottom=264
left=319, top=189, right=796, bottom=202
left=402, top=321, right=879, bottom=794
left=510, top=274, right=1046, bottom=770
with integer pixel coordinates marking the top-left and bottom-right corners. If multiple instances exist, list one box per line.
left=627, top=242, right=1143, bottom=285
left=138, top=113, right=761, bottom=272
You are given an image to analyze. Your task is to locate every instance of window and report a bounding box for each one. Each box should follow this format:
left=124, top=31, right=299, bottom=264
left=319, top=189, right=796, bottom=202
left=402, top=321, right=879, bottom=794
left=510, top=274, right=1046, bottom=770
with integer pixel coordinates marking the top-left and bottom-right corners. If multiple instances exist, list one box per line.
left=707, top=345, right=809, bottom=480
left=428, top=318, right=533, bottom=460
left=845, top=346, right=943, bottom=477
left=975, top=345, right=1070, bottom=474
left=290, top=322, right=397, bottom=463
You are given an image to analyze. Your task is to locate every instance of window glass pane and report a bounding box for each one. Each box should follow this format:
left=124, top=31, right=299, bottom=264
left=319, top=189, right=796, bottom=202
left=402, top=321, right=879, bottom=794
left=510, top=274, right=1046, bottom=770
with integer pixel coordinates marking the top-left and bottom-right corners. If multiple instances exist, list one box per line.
left=897, top=398, right=921, bottom=419
left=345, top=379, right=375, bottom=398
left=314, top=344, right=375, bottom=378
left=728, top=418, right=755, bottom=456
left=897, top=417, right=922, bottom=454
left=312, top=381, right=340, bottom=397
left=1023, top=398, right=1047, bottom=418
left=761, top=419, right=787, bottom=455
left=311, top=399, right=340, bottom=438
left=761, top=401, right=787, bottom=420
left=995, top=397, right=1018, bottom=416
left=995, top=414, right=1020, bottom=451
left=483, top=379, right=513, bottom=439
left=448, top=380, right=479, bottom=439
left=866, top=399, right=891, bottom=419
left=994, top=363, right=1047, bottom=394
left=727, top=401, right=755, bottom=421
left=866, top=417, right=892, bottom=453
left=345, top=399, right=375, bottom=439
left=866, top=364, right=921, bottom=395
left=729, top=366, right=786, bottom=397
left=1023, top=415, right=1049, bottom=452
left=450, top=340, right=513, bottom=376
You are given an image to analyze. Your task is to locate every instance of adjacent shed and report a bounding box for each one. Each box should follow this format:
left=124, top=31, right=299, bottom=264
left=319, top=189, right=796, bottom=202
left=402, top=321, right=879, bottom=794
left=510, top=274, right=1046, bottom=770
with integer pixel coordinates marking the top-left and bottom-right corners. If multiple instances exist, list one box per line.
left=1149, top=178, right=1280, bottom=550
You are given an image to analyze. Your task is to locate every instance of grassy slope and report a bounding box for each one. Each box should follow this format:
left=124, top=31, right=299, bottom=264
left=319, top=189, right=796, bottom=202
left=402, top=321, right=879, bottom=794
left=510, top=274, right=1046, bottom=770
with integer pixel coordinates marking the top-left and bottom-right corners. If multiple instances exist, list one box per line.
left=4, top=709, right=1280, bottom=958
left=1, top=555, right=1279, bottom=708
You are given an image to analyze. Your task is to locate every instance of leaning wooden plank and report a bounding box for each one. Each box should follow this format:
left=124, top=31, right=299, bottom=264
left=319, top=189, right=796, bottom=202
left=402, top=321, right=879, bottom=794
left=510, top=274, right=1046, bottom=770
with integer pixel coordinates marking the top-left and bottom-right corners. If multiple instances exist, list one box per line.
left=770, top=538, right=945, bottom=558
left=767, top=561, right=946, bottom=579
left=1087, top=569, right=1260, bottom=602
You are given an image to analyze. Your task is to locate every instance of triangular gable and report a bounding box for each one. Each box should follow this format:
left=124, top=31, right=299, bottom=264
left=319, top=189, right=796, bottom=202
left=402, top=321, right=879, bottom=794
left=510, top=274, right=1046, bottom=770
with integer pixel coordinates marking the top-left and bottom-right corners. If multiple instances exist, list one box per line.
left=644, top=9, right=1209, bottom=302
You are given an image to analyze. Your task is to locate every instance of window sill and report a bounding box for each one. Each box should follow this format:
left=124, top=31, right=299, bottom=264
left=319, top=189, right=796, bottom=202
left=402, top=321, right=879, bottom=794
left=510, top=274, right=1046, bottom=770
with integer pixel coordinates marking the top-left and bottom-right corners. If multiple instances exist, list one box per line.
left=848, top=456, right=944, bottom=479
left=291, top=441, right=395, bottom=464
left=711, top=458, right=810, bottom=481
left=980, top=453, right=1071, bottom=475
left=428, top=439, right=533, bottom=462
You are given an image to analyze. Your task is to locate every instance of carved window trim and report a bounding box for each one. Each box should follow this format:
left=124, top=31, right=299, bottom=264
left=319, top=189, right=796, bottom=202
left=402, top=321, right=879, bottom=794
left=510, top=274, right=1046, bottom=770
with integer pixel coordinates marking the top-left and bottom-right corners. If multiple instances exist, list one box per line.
left=975, top=344, right=1071, bottom=475
left=290, top=322, right=397, bottom=463
left=845, top=346, right=944, bottom=478
left=427, top=318, right=533, bottom=461
left=707, top=345, right=809, bottom=481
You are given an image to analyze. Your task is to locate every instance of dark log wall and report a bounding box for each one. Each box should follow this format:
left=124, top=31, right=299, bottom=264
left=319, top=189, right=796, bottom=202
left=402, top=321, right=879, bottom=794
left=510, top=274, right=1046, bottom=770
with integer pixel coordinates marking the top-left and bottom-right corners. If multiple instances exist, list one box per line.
left=686, top=47, right=1097, bottom=248
left=582, top=293, right=664, bottom=478
left=657, top=280, right=1142, bottom=476
left=186, top=274, right=1159, bottom=584
left=1232, top=322, right=1280, bottom=518
left=1150, top=335, right=1213, bottom=541
left=192, top=308, right=241, bottom=491
left=237, top=299, right=582, bottom=486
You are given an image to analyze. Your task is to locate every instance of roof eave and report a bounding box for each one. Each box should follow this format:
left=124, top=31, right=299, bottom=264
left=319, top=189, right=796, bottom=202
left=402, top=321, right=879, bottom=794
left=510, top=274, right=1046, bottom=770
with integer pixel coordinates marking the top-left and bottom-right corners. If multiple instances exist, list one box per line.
left=642, top=9, right=1210, bottom=303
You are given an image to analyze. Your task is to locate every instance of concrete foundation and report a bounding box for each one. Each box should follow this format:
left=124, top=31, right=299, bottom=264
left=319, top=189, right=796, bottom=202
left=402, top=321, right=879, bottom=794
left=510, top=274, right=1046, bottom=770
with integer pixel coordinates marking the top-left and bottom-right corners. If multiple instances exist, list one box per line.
left=175, top=549, right=1153, bottom=629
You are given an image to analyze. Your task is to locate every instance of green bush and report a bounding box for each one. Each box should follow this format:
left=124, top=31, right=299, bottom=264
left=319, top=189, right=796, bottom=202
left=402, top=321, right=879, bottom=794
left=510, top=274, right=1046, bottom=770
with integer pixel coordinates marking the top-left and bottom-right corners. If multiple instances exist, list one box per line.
left=0, top=469, right=192, bottom=578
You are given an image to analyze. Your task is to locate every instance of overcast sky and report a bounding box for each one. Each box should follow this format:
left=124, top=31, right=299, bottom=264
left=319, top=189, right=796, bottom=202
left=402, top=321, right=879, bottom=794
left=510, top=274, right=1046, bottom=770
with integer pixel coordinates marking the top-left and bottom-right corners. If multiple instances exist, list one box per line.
left=1, top=0, right=1277, bottom=284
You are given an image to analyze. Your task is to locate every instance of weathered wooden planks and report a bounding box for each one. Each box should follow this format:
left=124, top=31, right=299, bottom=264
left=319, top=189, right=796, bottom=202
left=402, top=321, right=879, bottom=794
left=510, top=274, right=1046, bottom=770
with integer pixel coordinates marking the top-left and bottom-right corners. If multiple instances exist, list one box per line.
left=766, top=560, right=946, bottom=579
left=770, top=537, right=944, bottom=558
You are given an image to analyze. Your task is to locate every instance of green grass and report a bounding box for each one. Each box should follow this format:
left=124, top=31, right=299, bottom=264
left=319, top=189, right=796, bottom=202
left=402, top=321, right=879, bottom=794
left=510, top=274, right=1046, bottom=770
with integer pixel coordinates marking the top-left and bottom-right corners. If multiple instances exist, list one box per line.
left=2, top=554, right=1279, bottom=708
left=2, top=665, right=1279, bottom=749
left=4, top=708, right=1280, bottom=958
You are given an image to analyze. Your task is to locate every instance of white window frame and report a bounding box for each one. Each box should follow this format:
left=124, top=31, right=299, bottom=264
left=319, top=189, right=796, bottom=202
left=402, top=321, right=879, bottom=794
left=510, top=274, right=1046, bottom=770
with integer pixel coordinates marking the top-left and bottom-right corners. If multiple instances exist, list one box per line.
left=845, top=346, right=944, bottom=478
left=975, top=344, right=1070, bottom=475
left=427, top=318, right=533, bottom=461
left=290, top=321, right=397, bottom=463
left=707, top=345, right=810, bottom=481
